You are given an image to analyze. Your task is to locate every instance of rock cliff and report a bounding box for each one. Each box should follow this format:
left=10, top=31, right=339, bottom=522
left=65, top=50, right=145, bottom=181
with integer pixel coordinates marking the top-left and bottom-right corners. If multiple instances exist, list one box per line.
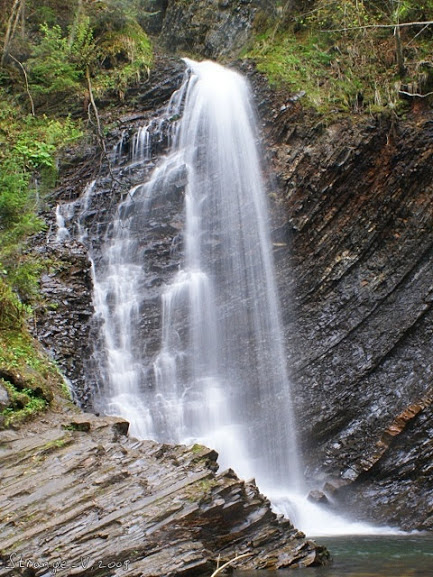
left=33, top=51, right=433, bottom=533
left=25, top=0, right=433, bottom=543
left=158, top=0, right=275, bottom=59
left=257, top=78, right=433, bottom=530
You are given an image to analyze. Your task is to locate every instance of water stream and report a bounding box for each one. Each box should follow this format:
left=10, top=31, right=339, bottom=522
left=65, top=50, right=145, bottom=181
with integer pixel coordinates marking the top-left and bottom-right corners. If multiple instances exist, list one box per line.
left=234, top=535, right=433, bottom=577
left=59, top=60, right=402, bottom=537
left=92, top=58, right=302, bottom=488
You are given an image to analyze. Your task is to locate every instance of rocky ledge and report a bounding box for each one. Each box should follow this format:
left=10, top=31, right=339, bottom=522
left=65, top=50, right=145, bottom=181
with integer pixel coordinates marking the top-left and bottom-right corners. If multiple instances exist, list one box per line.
left=0, top=413, right=330, bottom=576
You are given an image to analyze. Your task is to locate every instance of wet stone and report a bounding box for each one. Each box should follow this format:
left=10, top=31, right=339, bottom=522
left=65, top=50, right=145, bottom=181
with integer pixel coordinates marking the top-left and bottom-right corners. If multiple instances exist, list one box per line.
left=0, top=414, right=329, bottom=576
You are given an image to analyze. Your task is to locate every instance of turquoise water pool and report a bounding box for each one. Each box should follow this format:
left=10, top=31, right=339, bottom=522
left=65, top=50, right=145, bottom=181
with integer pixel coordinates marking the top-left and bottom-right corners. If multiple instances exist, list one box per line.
left=234, top=535, right=433, bottom=576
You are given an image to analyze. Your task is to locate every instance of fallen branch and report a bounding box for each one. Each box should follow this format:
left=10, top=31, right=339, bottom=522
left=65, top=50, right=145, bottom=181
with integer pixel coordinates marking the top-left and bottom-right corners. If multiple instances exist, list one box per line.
left=399, top=90, right=433, bottom=98
left=324, top=20, right=433, bottom=33
left=210, top=553, right=252, bottom=577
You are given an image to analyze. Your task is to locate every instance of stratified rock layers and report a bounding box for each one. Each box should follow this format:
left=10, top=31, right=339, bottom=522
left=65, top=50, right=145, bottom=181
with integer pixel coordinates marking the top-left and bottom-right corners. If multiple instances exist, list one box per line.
left=265, top=102, right=433, bottom=530
left=0, top=414, right=329, bottom=576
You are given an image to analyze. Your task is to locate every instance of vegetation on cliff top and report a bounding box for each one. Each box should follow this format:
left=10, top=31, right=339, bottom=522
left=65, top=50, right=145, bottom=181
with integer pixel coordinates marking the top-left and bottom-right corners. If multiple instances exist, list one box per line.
left=247, top=0, right=433, bottom=114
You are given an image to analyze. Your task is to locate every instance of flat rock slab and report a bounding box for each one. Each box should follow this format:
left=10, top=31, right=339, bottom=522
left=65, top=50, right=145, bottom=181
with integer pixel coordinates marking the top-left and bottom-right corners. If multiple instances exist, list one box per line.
left=0, top=413, right=329, bottom=576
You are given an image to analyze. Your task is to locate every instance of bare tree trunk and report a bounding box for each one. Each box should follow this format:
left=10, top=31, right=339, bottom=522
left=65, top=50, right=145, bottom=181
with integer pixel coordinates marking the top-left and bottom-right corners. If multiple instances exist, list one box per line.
left=20, top=0, right=25, bottom=39
left=86, top=65, right=106, bottom=154
left=394, top=24, right=406, bottom=76
left=68, top=0, right=84, bottom=48
left=2, top=0, right=22, bottom=66
left=355, top=0, right=361, bottom=26
left=9, top=54, right=35, bottom=116
left=390, top=1, right=406, bottom=76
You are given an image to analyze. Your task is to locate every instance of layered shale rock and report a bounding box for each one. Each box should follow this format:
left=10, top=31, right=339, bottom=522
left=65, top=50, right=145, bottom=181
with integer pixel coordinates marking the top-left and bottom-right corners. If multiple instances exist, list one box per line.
left=259, top=85, right=433, bottom=529
left=0, top=414, right=329, bottom=576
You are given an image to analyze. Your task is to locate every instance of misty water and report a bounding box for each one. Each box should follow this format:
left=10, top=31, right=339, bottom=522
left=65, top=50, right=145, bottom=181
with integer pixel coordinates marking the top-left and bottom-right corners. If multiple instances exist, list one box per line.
left=89, top=58, right=303, bottom=493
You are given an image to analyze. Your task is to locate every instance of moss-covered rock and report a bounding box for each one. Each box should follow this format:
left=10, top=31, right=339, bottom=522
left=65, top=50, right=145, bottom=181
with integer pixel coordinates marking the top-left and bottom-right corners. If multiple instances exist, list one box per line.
left=0, top=329, right=70, bottom=429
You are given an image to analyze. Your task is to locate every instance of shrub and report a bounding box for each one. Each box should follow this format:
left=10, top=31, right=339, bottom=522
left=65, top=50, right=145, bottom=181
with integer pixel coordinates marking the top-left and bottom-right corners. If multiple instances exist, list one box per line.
left=28, top=24, right=82, bottom=96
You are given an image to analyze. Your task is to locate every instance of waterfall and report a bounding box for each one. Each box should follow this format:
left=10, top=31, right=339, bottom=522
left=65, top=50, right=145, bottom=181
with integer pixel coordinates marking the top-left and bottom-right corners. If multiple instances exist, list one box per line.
left=55, top=59, right=402, bottom=537
left=88, top=59, right=302, bottom=493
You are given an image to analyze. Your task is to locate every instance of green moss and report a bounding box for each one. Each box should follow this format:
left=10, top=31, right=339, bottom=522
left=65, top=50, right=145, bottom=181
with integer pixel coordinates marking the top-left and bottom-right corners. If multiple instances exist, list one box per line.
left=0, top=328, right=69, bottom=428
left=246, top=31, right=336, bottom=110
left=184, top=476, right=218, bottom=503
left=197, top=478, right=218, bottom=492
left=1, top=380, right=48, bottom=427
left=94, top=21, right=153, bottom=97
left=0, top=330, right=55, bottom=378
left=38, top=436, right=73, bottom=455
left=0, top=91, right=83, bottom=307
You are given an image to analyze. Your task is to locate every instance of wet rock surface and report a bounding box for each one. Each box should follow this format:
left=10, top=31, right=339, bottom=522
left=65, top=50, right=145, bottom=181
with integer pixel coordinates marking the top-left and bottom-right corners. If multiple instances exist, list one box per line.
left=259, top=82, right=433, bottom=529
left=35, top=242, right=94, bottom=406
left=0, top=413, right=329, bottom=576
left=35, top=56, right=186, bottom=408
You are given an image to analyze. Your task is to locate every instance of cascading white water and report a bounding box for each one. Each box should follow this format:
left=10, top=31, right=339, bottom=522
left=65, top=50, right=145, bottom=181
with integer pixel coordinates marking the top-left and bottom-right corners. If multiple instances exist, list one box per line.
left=89, top=59, right=302, bottom=492
left=153, top=59, right=302, bottom=490
left=74, top=59, right=399, bottom=537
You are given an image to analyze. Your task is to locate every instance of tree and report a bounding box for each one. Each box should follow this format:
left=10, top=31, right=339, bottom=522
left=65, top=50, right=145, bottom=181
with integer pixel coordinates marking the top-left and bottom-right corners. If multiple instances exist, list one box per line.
left=2, top=0, right=24, bottom=65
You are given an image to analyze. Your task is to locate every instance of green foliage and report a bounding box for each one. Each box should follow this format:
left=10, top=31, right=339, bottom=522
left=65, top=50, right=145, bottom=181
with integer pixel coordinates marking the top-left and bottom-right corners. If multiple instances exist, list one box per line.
left=0, top=330, right=54, bottom=376
left=28, top=24, right=82, bottom=96
left=23, top=3, right=153, bottom=102
left=1, top=379, right=48, bottom=427
left=246, top=0, right=433, bottom=114
left=306, top=0, right=370, bottom=29
left=95, top=20, right=153, bottom=95
left=14, top=141, right=56, bottom=169
left=69, top=15, right=97, bottom=69
left=0, top=88, right=83, bottom=307
left=0, top=327, right=65, bottom=427
left=0, top=167, right=31, bottom=226
left=0, top=280, right=25, bottom=330
left=247, top=31, right=337, bottom=109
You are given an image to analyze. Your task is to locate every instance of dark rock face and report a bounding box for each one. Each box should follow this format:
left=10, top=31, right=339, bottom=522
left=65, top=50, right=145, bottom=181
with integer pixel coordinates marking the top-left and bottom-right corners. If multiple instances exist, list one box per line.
left=0, top=413, right=330, bottom=575
left=159, top=0, right=275, bottom=59
left=259, top=83, right=433, bottom=530
left=139, top=0, right=169, bottom=35
left=35, top=242, right=94, bottom=405
left=336, top=392, right=433, bottom=530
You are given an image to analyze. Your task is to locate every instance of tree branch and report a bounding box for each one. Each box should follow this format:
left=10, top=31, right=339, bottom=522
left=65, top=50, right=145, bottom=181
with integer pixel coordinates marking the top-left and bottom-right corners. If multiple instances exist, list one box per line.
left=210, top=553, right=252, bottom=577
left=9, top=54, right=35, bottom=116
left=2, top=0, right=22, bottom=66
left=86, top=65, right=106, bottom=155
left=324, top=20, right=433, bottom=33
left=399, top=90, right=433, bottom=98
